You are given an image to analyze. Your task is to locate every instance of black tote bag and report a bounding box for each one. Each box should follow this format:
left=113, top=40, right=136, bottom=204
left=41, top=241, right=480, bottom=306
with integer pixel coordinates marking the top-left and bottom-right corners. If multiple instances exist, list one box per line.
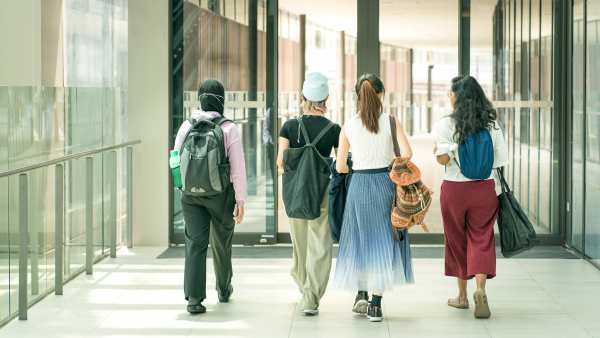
left=496, top=168, right=540, bottom=258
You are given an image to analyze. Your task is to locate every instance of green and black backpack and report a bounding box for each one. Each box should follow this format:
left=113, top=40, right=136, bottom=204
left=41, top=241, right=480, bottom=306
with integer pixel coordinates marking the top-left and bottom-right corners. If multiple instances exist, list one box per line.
left=282, top=116, right=335, bottom=220
left=179, top=117, right=232, bottom=197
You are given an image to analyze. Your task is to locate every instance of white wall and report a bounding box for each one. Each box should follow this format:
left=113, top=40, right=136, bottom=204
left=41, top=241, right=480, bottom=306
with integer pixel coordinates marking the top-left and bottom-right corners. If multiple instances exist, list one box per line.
left=128, top=0, right=170, bottom=247
left=0, top=0, right=41, bottom=86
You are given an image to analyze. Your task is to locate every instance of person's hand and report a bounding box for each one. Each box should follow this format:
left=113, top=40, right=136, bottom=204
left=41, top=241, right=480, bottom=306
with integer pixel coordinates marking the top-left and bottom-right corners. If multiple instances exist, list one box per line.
left=233, top=205, right=244, bottom=225
left=433, top=141, right=438, bottom=155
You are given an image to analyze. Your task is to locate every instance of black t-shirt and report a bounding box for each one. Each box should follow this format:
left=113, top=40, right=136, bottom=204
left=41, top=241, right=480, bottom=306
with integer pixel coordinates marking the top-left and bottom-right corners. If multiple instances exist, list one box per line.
left=279, top=115, right=341, bottom=158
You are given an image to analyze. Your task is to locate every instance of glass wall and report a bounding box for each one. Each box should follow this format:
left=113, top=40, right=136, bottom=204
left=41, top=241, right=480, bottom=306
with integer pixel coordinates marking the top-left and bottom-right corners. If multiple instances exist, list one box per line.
left=490, top=0, right=557, bottom=235
left=586, top=0, right=600, bottom=265
left=173, top=0, right=278, bottom=243
left=0, top=0, right=128, bottom=323
left=174, top=0, right=424, bottom=241
left=0, top=86, right=129, bottom=324
left=575, top=0, right=600, bottom=266
left=573, top=0, right=585, bottom=252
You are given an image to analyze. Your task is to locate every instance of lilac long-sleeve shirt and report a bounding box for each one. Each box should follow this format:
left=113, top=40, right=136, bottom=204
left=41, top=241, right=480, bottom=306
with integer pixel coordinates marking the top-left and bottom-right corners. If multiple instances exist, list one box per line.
left=174, top=110, right=247, bottom=205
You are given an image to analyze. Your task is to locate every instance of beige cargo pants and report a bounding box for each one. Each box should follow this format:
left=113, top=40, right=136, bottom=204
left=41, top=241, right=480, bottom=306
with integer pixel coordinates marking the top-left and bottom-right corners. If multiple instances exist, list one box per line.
left=289, top=194, right=333, bottom=311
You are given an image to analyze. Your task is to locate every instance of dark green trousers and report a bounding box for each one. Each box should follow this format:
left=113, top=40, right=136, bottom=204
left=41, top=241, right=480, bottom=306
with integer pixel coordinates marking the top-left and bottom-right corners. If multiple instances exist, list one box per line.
left=182, top=186, right=236, bottom=300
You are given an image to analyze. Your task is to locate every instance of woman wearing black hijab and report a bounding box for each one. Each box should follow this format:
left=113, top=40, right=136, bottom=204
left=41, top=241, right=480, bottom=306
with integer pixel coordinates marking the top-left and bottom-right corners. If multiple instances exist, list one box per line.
left=174, top=79, right=247, bottom=313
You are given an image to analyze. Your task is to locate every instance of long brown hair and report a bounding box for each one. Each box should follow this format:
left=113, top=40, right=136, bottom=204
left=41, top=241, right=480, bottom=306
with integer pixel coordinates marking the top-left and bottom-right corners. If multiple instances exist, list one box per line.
left=355, top=74, right=385, bottom=133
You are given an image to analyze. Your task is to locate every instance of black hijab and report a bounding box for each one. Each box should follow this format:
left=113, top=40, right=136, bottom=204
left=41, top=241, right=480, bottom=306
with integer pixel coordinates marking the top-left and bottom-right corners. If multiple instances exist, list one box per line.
left=198, top=79, right=225, bottom=115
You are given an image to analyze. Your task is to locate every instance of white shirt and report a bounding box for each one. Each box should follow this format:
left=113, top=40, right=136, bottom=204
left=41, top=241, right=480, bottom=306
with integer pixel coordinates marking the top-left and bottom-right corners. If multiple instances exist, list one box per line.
left=435, top=117, right=510, bottom=182
left=345, top=113, right=396, bottom=170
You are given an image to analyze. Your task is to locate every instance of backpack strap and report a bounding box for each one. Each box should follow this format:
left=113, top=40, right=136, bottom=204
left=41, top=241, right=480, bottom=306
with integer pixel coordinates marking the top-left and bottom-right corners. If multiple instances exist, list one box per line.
left=212, top=116, right=232, bottom=126
left=210, top=116, right=231, bottom=164
left=389, top=115, right=401, bottom=157
left=179, top=118, right=200, bottom=153
left=297, top=116, right=311, bottom=144
left=297, top=115, right=335, bottom=147
left=453, top=157, right=461, bottom=169
left=310, top=121, right=335, bottom=146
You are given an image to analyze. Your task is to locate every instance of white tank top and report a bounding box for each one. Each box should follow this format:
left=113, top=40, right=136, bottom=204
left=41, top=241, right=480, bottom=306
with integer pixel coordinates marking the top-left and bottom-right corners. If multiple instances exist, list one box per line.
left=345, top=113, right=395, bottom=170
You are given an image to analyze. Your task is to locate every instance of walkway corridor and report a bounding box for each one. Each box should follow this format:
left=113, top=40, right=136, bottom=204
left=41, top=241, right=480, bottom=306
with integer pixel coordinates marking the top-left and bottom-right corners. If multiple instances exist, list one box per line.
left=2, top=247, right=599, bottom=338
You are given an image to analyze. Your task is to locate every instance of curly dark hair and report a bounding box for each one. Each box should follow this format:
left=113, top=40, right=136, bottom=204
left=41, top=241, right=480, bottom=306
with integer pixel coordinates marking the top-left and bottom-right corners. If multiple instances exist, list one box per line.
left=450, top=75, right=498, bottom=144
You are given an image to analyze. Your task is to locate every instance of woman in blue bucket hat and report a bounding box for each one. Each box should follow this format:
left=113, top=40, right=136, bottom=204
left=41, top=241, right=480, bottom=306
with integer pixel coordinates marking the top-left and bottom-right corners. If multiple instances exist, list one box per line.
left=277, top=72, right=341, bottom=315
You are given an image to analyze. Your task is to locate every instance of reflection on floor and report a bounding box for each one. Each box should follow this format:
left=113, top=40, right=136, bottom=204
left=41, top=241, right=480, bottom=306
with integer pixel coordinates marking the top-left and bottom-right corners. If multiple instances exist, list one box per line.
left=3, top=247, right=599, bottom=338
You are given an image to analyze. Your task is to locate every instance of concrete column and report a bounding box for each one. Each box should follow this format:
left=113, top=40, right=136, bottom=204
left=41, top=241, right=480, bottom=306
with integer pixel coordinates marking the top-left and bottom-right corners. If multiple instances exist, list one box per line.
left=357, top=0, right=379, bottom=76
left=247, top=0, right=258, bottom=196
left=458, top=0, right=471, bottom=75
left=299, top=14, right=306, bottom=96
left=266, top=0, right=278, bottom=235
left=41, top=0, right=64, bottom=87
left=128, top=0, right=171, bottom=246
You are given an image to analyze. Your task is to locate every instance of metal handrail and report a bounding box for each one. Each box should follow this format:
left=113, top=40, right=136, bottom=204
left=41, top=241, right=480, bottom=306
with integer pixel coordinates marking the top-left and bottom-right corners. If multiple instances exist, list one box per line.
left=4, top=139, right=141, bottom=322
left=0, top=140, right=141, bottom=178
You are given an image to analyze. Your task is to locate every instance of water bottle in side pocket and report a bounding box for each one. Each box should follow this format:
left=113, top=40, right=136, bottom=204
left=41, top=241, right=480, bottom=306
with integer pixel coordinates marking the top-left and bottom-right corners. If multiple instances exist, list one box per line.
left=170, top=150, right=182, bottom=188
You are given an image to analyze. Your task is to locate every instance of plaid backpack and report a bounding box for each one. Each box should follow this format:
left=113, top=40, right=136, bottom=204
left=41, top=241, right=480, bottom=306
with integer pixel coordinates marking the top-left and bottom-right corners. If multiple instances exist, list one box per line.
left=388, top=116, right=433, bottom=239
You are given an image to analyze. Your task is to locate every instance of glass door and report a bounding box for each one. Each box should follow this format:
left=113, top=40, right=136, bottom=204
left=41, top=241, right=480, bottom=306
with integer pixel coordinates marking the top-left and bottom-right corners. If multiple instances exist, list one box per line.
left=171, top=0, right=278, bottom=245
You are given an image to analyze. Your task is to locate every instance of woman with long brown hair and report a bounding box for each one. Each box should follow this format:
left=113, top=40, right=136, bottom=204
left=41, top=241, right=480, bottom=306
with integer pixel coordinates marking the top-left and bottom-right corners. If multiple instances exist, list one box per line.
left=434, top=75, right=509, bottom=318
left=332, top=74, right=414, bottom=322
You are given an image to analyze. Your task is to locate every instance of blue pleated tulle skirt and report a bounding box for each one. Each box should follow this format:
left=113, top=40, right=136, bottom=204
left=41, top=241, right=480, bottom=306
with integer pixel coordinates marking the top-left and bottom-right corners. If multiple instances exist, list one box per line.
left=332, top=170, right=414, bottom=294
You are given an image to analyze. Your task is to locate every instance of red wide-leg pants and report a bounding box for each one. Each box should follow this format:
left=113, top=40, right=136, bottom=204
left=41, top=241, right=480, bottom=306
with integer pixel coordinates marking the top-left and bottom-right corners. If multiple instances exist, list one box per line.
left=441, top=179, right=498, bottom=280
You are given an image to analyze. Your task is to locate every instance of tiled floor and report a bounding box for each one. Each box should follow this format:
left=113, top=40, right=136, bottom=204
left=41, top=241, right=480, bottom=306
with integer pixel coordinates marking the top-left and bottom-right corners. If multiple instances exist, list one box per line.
left=2, top=246, right=600, bottom=338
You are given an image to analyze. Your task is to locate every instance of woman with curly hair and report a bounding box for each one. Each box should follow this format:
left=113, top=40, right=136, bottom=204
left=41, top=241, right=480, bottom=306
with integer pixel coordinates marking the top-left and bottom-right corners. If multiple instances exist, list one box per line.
left=433, top=75, right=509, bottom=318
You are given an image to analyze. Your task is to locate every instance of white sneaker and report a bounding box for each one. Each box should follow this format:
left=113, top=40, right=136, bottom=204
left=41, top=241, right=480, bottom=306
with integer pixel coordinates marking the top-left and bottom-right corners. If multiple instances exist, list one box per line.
left=302, top=309, right=319, bottom=315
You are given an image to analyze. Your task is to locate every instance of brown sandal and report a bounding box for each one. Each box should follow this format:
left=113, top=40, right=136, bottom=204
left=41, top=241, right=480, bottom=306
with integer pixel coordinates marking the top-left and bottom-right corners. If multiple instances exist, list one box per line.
left=473, top=289, right=491, bottom=318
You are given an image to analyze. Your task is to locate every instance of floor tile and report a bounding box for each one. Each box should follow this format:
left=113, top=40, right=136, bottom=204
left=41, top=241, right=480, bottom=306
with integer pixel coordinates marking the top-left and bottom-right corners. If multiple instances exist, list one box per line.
left=2, top=247, right=598, bottom=338
left=187, top=329, right=291, bottom=337
left=481, top=313, right=592, bottom=337
left=84, top=327, right=193, bottom=338
left=288, top=329, right=390, bottom=338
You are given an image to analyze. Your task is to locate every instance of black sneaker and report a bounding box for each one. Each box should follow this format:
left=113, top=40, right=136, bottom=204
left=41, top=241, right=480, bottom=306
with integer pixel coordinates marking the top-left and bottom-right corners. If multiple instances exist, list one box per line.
left=352, top=291, right=369, bottom=314
left=218, top=284, right=233, bottom=302
left=187, top=297, right=206, bottom=314
left=367, top=296, right=383, bottom=322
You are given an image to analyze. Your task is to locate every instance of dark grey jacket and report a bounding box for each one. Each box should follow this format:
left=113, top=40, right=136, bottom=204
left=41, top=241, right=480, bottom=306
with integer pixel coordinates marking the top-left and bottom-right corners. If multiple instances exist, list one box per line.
left=328, top=155, right=353, bottom=242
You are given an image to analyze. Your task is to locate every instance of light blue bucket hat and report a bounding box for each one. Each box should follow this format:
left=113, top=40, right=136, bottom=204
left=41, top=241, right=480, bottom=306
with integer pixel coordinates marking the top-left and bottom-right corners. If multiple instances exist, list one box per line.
left=302, top=72, right=329, bottom=102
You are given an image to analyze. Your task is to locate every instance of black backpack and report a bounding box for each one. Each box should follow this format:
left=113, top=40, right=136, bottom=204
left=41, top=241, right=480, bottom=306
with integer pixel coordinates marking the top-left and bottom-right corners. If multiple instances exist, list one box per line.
left=179, top=117, right=231, bottom=197
left=282, top=116, right=335, bottom=220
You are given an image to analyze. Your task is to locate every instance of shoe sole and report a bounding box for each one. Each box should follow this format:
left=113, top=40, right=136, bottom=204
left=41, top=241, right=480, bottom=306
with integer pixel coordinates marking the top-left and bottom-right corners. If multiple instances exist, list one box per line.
left=447, top=300, right=469, bottom=309
left=352, top=299, right=368, bottom=314
left=302, top=310, right=319, bottom=315
left=369, top=316, right=383, bottom=322
left=473, top=290, right=491, bottom=318
left=187, top=306, right=206, bottom=314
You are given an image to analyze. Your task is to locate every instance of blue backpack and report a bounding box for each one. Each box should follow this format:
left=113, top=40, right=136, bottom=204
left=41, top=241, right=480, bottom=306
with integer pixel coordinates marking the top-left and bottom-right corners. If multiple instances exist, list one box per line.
left=453, top=128, right=494, bottom=180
